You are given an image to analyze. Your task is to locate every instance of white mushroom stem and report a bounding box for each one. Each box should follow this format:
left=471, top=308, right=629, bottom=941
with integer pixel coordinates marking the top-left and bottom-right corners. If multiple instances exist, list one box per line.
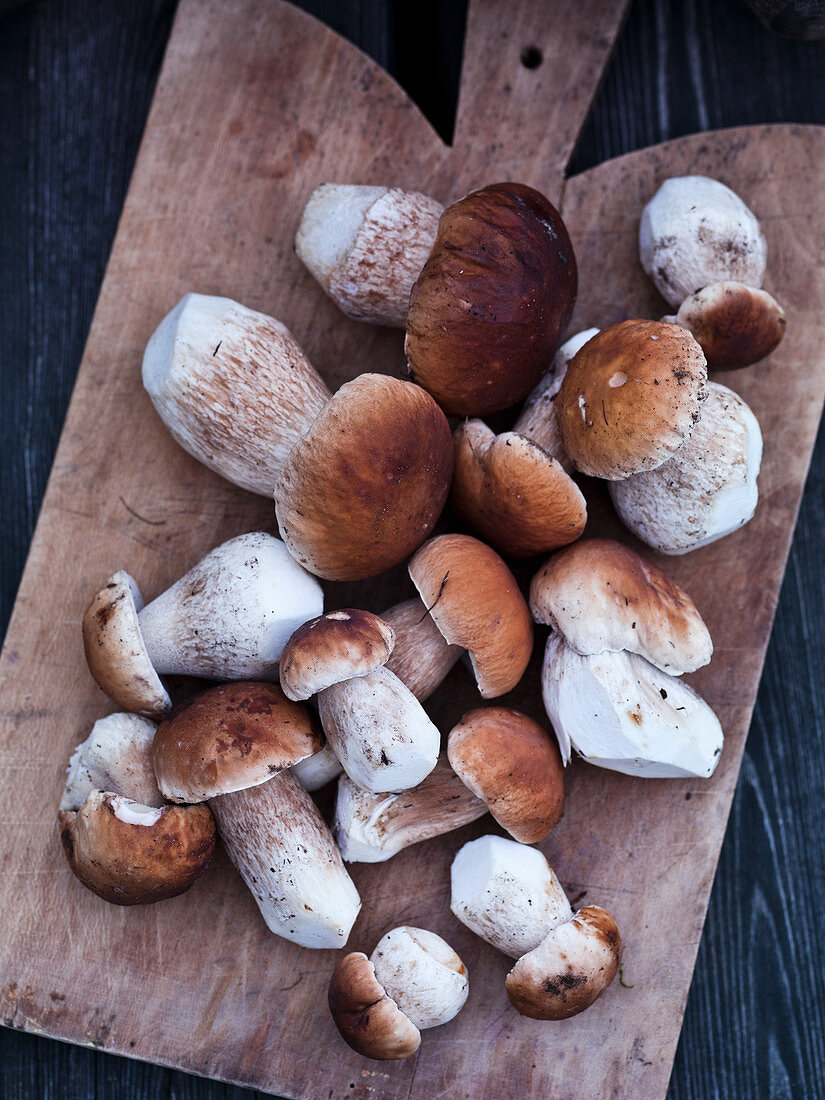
left=209, top=769, right=361, bottom=949
left=290, top=744, right=344, bottom=792
left=295, top=185, right=443, bottom=327
left=370, top=927, right=469, bottom=1029
left=381, top=598, right=462, bottom=702
left=541, top=633, right=724, bottom=778
left=318, top=667, right=440, bottom=793
left=334, top=756, right=486, bottom=863
left=609, top=381, right=762, bottom=555
left=450, top=835, right=573, bottom=959
left=137, top=532, right=323, bottom=679
left=60, top=713, right=163, bottom=812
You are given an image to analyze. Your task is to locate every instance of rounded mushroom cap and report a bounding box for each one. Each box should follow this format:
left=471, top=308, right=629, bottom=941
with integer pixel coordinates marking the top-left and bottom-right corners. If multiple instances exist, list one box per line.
left=328, top=952, right=421, bottom=1060
left=408, top=534, right=533, bottom=699
left=505, top=905, right=621, bottom=1020
left=639, top=175, right=767, bottom=307
left=82, top=571, right=171, bottom=718
left=451, top=421, right=587, bottom=558
left=675, top=281, right=786, bottom=369
left=529, top=538, right=713, bottom=674
left=279, top=609, right=395, bottom=701
left=275, top=373, right=453, bottom=581
left=153, top=681, right=323, bottom=802
left=447, top=707, right=564, bottom=843
left=556, top=320, right=708, bottom=480
left=60, top=713, right=163, bottom=812
left=370, top=926, right=469, bottom=1029
left=382, top=598, right=462, bottom=702
left=59, top=792, right=216, bottom=906
left=406, top=182, right=577, bottom=416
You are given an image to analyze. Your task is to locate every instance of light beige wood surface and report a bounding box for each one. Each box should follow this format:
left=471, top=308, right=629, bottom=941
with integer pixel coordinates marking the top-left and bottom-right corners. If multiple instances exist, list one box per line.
left=1, top=0, right=823, bottom=1096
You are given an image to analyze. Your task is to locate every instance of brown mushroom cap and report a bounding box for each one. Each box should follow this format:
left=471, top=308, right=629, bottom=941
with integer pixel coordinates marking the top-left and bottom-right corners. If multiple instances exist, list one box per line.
left=406, top=182, right=577, bottom=417
left=82, top=571, right=171, bottom=718
left=152, top=681, right=323, bottom=802
left=408, top=534, right=533, bottom=699
left=451, top=420, right=587, bottom=558
left=529, top=538, right=713, bottom=674
left=279, top=610, right=395, bottom=701
left=328, top=952, right=421, bottom=1060
left=556, top=320, right=708, bottom=480
left=675, top=281, right=786, bottom=369
left=447, top=707, right=564, bottom=843
left=59, top=792, right=216, bottom=906
left=275, top=373, right=453, bottom=581
left=505, top=905, right=622, bottom=1020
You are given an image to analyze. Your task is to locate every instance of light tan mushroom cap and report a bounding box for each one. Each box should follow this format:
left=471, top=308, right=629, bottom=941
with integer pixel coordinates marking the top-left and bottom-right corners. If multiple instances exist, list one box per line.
left=451, top=421, right=587, bottom=558
left=370, top=927, right=469, bottom=1029
left=275, top=374, right=453, bottom=581
left=279, top=609, right=395, bottom=701
left=153, top=681, right=322, bottom=802
left=505, top=905, right=622, bottom=1020
left=556, top=320, right=707, bottom=480
left=82, top=571, right=171, bottom=718
left=675, top=281, right=786, bottom=369
left=408, top=534, right=533, bottom=699
left=329, top=952, right=421, bottom=1060
left=382, top=598, right=462, bottom=702
left=447, top=708, right=564, bottom=843
left=529, top=538, right=712, bottom=674
left=59, top=792, right=216, bottom=906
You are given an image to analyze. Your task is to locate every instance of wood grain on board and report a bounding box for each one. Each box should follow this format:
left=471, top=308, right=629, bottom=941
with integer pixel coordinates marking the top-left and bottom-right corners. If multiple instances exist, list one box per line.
left=0, top=0, right=823, bottom=1097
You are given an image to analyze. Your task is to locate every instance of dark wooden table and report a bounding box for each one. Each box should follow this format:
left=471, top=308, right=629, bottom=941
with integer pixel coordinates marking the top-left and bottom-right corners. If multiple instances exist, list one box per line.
left=1, top=1, right=824, bottom=1097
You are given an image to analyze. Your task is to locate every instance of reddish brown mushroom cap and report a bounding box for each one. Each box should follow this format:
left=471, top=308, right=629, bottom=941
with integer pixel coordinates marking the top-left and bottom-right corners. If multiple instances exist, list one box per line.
left=329, top=952, right=421, bottom=1060
left=556, top=320, right=707, bottom=480
left=675, top=281, right=786, bottom=369
left=447, top=707, right=564, bottom=843
left=406, top=182, right=577, bottom=416
left=408, top=534, right=533, bottom=699
left=275, top=373, right=453, bottom=581
left=153, top=681, right=323, bottom=802
left=279, top=609, right=395, bottom=701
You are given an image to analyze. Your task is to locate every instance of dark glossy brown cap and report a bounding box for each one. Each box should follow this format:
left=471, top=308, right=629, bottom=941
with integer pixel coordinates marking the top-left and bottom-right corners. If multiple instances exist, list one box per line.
left=406, top=183, right=577, bottom=416
left=280, top=609, right=395, bottom=700
left=328, top=952, right=421, bottom=1060
left=676, top=281, right=786, bottom=369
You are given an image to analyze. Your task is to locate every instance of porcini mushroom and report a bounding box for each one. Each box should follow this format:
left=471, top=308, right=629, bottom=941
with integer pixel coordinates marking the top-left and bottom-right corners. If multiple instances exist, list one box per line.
left=447, top=708, right=564, bottom=843
left=639, top=175, right=767, bottom=307
left=370, top=927, right=469, bottom=1028
left=60, top=712, right=163, bottom=811
left=83, top=532, right=323, bottom=715
left=609, top=381, right=763, bottom=554
left=406, top=182, right=577, bottom=416
left=381, top=598, right=462, bottom=702
left=555, top=320, right=708, bottom=481
left=408, top=534, right=533, bottom=699
left=674, top=281, right=786, bottom=369
left=328, top=952, right=421, bottom=1060
left=279, top=609, right=395, bottom=701
left=295, top=184, right=443, bottom=326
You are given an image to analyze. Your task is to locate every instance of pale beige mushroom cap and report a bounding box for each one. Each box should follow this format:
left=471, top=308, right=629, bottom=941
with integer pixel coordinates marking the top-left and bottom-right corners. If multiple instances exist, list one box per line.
left=639, top=175, right=767, bottom=307
left=675, top=281, right=786, bottom=370
left=529, top=538, right=712, bottom=674
left=60, top=713, right=163, bottom=812
left=279, top=609, right=395, bottom=701
left=328, top=952, right=421, bottom=1060
left=381, top=598, right=462, bottom=702
left=370, top=926, right=469, bottom=1029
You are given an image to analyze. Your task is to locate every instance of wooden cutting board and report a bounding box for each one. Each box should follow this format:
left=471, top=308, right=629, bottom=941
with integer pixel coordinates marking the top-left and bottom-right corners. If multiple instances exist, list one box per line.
left=1, top=1, right=824, bottom=1096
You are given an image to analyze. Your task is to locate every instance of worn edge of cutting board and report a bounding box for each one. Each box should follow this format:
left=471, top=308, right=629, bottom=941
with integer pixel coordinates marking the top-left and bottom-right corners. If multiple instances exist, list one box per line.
left=0, top=0, right=822, bottom=1095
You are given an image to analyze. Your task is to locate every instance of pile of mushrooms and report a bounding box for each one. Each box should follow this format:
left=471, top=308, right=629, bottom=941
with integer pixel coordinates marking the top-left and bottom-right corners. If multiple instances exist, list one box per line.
left=58, top=170, right=786, bottom=1063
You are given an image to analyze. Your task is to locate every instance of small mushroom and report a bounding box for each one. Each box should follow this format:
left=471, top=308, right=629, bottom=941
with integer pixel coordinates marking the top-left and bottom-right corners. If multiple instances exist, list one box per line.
left=540, top=633, right=724, bottom=778
left=334, top=755, right=486, bottom=863
left=450, top=420, right=587, bottom=558
left=59, top=792, right=216, bottom=906
left=408, top=534, right=533, bottom=699
left=381, top=597, right=462, bottom=702
left=60, top=712, right=163, bottom=812
left=447, top=708, right=564, bottom=843
left=639, top=175, right=767, bottom=307
left=295, top=184, right=443, bottom=326
left=406, top=183, right=577, bottom=416
left=609, top=381, right=762, bottom=554
left=529, top=538, right=713, bottom=674
left=328, top=952, right=421, bottom=1060
left=674, top=281, right=786, bottom=369
left=279, top=609, right=395, bottom=701
left=370, top=927, right=469, bottom=1029
left=556, top=320, right=708, bottom=480
left=83, top=532, right=323, bottom=715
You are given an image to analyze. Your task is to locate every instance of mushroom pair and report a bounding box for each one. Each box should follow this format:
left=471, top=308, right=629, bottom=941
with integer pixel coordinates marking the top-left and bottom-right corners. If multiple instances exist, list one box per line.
left=143, top=294, right=453, bottom=581
left=530, top=539, right=724, bottom=778
left=451, top=835, right=621, bottom=1020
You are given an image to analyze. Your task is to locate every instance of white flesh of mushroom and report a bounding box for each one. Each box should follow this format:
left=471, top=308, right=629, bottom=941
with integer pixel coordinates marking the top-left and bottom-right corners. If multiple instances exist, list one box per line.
left=290, top=744, right=344, bottom=792
left=541, top=633, right=724, bottom=778
left=60, top=712, right=163, bottom=812
left=110, top=798, right=165, bottom=827
left=370, top=927, right=469, bottom=1029
left=450, top=834, right=573, bottom=959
